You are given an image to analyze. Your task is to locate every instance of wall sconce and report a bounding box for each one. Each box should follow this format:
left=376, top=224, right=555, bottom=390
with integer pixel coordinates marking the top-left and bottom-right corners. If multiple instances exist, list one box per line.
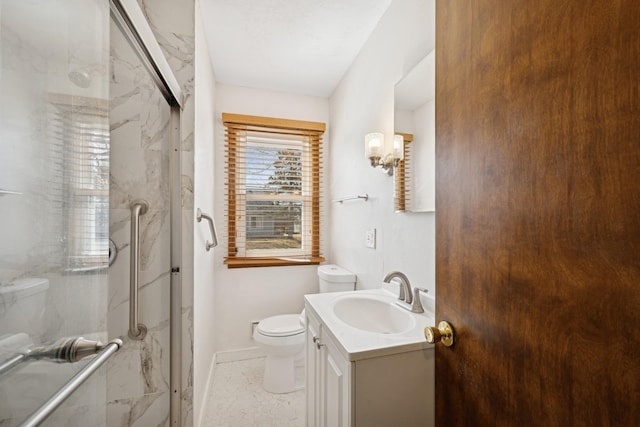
left=365, top=132, right=404, bottom=176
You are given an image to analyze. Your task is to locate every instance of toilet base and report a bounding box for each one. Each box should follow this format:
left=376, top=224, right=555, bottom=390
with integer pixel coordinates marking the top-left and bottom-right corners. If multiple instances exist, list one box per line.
left=263, top=350, right=304, bottom=394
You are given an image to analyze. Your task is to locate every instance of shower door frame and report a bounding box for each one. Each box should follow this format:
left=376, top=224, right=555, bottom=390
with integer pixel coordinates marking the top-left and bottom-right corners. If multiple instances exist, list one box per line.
left=109, top=1, right=184, bottom=425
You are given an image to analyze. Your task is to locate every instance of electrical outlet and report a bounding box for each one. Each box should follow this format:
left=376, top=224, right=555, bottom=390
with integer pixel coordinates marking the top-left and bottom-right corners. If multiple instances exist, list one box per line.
left=365, top=228, right=376, bottom=249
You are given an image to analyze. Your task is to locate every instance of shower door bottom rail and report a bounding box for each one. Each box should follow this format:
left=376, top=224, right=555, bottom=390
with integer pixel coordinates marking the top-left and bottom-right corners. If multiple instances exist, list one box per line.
left=19, top=338, right=123, bottom=427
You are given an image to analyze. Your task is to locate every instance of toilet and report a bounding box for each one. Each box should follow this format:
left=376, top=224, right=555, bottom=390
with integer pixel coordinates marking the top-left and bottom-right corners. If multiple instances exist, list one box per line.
left=0, top=278, right=50, bottom=338
left=253, top=264, right=356, bottom=394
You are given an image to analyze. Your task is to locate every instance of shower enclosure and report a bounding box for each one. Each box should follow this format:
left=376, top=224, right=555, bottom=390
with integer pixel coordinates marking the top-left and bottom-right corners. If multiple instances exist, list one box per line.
left=0, top=0, right=184, bottom=425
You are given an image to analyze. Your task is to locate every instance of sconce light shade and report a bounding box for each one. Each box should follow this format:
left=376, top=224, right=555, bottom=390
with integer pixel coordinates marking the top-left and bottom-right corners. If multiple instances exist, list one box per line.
left=365, top=132, right=384, bottom=159
left=393, top=134, right=404, bottom=161
left=365, top=132, right=402, bottom=176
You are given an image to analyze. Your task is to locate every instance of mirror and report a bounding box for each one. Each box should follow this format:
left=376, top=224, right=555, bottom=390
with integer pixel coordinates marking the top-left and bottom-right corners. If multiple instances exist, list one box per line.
left=394, top=49, right=435, bottom=212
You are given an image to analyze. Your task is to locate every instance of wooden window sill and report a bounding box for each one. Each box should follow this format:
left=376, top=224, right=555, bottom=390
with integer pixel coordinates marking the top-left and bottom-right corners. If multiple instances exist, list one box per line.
left=224, top=257, right=326, bottom=269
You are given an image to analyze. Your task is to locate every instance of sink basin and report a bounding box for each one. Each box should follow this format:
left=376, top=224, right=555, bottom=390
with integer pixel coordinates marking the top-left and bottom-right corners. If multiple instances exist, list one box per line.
left=331, top=295, right=415, bottom=334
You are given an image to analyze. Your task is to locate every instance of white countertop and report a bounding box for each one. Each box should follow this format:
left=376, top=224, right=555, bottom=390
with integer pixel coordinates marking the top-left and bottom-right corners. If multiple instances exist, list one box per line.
left=304, top=288, right=435, bottom=362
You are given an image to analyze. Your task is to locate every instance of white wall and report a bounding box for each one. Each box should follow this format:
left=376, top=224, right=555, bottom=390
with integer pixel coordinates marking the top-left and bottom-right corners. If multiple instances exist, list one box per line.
left=329, top=0, right=436, bottom=295
left=396, top=98, right=436, bottom=213
left=410, top=99, right=436, bottom=212
left=194, top=0, right=217, bottom=424
left=213, top=84, right=330, bottom=352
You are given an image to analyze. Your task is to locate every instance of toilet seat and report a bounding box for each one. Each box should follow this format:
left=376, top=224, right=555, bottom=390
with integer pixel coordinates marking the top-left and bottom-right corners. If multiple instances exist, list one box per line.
left=257, top=314, right=305, bottom=337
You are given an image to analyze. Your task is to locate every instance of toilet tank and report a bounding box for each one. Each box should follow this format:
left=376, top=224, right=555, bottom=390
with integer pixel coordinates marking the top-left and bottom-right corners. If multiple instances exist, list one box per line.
left=317, top=265, right=356, bottom=293
left=0, top=278, right=49, bottom=336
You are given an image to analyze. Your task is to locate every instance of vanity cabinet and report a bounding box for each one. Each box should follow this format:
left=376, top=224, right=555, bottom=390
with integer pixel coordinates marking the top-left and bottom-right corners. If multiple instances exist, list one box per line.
left=306, top=308, right=351, bottom=426
left=305, top=304, right=434, bottom=427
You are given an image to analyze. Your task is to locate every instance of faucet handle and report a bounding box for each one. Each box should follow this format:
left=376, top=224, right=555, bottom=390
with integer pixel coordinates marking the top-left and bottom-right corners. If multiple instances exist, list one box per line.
left=411, top=287, right=429, bottom=313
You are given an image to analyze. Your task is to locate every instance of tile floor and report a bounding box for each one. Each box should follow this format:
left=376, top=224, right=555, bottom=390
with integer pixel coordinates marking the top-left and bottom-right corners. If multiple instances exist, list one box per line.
left=201, top=357, right=305, bottom=427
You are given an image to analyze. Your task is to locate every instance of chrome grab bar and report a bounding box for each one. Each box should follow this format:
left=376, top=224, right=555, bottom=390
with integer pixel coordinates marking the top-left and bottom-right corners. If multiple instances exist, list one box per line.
left=20, top=338, right=123, bottom=427
left=196, top=208, right=218, bottom=251
left=129, top=199, right=149, bottom=340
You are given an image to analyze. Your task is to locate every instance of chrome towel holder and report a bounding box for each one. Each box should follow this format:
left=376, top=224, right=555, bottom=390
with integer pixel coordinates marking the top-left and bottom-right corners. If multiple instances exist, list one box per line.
left=20, top=338, right=123, bottom=426
left=333, top=194, right=369, bottom=204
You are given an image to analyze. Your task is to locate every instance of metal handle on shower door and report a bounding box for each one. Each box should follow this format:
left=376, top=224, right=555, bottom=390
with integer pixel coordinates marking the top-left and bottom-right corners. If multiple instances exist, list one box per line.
left=129, top=199, right=149, bottom=340
left=20, top=338, right=123, bottom=427
left=196, top=208, right=218, bottom=251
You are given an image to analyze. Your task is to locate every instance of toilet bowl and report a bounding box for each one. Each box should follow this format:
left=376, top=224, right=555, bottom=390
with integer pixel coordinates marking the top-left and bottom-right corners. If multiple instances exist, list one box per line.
left=253, top=264, right=356, bottom=394
left=252, top=314, right=306, bottom=394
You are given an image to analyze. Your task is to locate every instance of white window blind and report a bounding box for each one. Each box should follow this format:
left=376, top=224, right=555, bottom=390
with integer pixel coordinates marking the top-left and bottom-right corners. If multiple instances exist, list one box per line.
left=223, top=113, right=324, bottom=268
left=48, top=95, right=110, bottom=271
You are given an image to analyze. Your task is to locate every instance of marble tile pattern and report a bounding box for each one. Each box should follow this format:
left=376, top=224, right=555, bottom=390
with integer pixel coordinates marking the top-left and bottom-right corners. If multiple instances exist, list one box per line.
left=107, top=16, right=173, bottom=427
left=137, top=0, right=197, bottom=425
left=202, top=358, right=305, bottom=427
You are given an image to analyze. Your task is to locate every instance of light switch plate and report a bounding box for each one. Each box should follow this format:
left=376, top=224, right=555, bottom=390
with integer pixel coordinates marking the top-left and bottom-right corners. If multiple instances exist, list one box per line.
left=365, top=228, right=376, bottom=249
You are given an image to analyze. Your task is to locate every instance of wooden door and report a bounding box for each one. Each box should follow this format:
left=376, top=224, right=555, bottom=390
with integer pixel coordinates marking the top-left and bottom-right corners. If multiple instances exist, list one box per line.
left=435, top=0, right=640, bottom=425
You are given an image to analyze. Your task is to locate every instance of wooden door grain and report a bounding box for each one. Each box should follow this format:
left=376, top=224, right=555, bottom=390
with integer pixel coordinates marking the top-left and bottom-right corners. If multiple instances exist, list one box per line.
left=435, top=0, right=640, bottom=425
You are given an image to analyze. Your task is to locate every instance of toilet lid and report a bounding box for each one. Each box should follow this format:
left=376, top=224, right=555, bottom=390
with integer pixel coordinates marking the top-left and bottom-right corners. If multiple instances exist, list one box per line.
left=257, top=314, right=305, bottom=337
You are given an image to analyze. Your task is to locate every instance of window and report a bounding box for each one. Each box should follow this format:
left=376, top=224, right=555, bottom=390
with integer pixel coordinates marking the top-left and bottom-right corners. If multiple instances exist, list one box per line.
left=394, top=133, right=413, bottom=212
left=223, top=113, right=325, bottom=268
left=48, top=94, right=109, bottom=272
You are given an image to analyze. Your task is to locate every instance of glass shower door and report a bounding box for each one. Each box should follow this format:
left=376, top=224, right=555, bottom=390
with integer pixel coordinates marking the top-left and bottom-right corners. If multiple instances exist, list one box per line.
left=0, top=0, right=111, bottom=425
left=105, top=13, right=173, bottom=426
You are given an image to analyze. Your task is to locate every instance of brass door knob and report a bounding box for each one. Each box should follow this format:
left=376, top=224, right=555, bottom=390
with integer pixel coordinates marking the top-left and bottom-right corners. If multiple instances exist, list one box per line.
left=424, top=321, right=454, bottom=347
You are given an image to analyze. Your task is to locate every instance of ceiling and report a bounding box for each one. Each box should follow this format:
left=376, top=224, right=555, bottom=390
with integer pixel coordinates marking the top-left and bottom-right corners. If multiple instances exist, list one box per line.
left=200, top=0, right=394, bottom=98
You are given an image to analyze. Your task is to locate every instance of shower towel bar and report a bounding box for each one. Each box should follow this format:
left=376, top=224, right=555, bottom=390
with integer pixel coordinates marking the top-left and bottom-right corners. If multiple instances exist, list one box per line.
left=197, top=208, right=218, bottom=251
left=0, top=354, right=25, bottom=377
left=129, top=199, right=149, bottom=340
left=19, top=338, right=123, bottom=427
left=0, top=336, right=118, bottom=377
left=0, top=189, right=23, bottom=196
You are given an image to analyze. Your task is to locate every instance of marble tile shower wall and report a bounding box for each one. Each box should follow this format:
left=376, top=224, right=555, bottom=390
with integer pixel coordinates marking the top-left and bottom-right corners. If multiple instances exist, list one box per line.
left=137, top=0, right=197, bottom=424
left=107, top=16, right=172, bottom=426
left=107, top=0, right=197, bottom=425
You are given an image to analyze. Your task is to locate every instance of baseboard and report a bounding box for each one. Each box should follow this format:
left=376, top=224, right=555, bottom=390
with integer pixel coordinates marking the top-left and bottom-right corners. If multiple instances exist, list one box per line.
left=196, top=352, right=217, bottom=427
left=197, top=346, right=267, bottom=426
left=215, top=346, right=266, bottom=364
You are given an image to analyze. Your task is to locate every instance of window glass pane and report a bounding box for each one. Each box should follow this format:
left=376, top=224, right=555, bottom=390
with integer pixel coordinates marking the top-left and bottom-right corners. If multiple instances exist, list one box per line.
left=246, top=200, right=302, bottom=250
left=68, top=193, right=109, bottom=264
left=246, top=145, right=302, bottom=195
left=53, top=103, right=110, bottom=269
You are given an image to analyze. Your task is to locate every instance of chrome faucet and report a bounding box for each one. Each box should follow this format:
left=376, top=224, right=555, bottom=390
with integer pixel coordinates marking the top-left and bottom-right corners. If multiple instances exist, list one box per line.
left=383, top=271, right=412, bottom=304
left=382, top=271, right=429, bottom=313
